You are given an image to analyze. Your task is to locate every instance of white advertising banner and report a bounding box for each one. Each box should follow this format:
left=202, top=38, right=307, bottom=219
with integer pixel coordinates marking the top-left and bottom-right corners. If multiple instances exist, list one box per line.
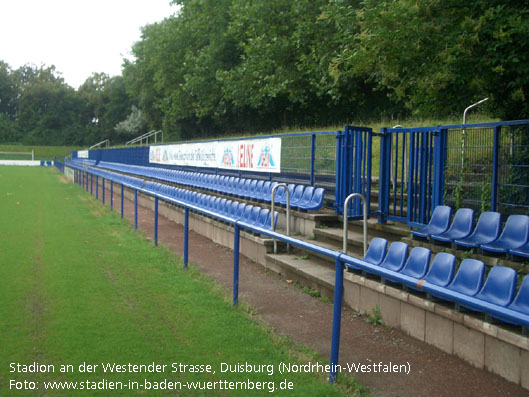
left=77, top=150, right=89, bottom=159
left=149, top=138, right=281, bottom=173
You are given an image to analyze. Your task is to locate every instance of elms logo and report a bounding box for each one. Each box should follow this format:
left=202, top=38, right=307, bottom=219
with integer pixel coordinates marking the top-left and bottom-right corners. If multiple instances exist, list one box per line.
left=257, top=145, right=275, bottom=168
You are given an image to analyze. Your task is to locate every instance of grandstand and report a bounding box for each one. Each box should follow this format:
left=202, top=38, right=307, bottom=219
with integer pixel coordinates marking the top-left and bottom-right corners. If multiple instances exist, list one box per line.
left=59, top=119, right=529, bottom=390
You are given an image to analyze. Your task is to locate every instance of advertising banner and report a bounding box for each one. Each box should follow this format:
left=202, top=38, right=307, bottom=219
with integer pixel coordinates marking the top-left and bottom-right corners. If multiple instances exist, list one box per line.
left=77, top=150, right=89, bottom=159
left=149, top=138, right=281, bottom=173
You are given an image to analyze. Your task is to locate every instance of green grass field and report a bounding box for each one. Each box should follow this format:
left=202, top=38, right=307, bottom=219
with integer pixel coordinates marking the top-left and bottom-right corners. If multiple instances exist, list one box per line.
left=0, top=145, right=80, bottom=161
left=0, top=167, right=366, bottom=396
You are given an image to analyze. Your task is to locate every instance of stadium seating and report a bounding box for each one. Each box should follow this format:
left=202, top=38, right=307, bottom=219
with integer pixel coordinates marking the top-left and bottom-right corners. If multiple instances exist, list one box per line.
left=430, top=208, right=474, bottom=244
left=411, top=205, right=452, bottom=239
left=95, top=162, right=326, bottom=211
left=399, top=247, right=431, bottom=279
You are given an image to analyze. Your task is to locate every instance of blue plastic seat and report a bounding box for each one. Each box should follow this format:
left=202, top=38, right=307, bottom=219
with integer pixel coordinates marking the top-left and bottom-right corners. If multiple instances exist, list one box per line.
left=363, top=238, right=388, bottom=265
left=230, top=201, right=239, bottom=217
left=455, top=211, right=502, bottom=249
left=250, top=180, right=265, bottom=200
left=241, top=205, right=254, bottom=222
left=431, top=208, right=475, bottom=243
left=249, top=206, right=261, bottom=224
left=424, top=253, right=456, bottom=287
left=347, top=237, right=387, bottom=272
left=263, top=182, right=278, bottom=203
left=246, top=180, right=258, bottom=198
left=270, top=211, right=279, bottom=231
left=411, top=205, right=452, bottom=239
left=293, top=186, right=314, bottom=209
left=474, top=266, right=517, bottom=307
left=481, top=215, right=529, bottom=254
left=255, top=209, right=270, bottom=229
left=289, top=185, right=305, bottom=207
left=236, top=203, right=246, bottom=219
left=399, top=247, right=431, bottom=279
left=299, top=187, right=324, bottom=211
left=446, top=259, right=486, bottom=296
left=379, top=242, right=409, bottom=272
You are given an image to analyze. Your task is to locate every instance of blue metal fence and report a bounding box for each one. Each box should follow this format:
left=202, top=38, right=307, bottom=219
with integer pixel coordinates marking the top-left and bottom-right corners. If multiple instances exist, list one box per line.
left=377, top=120, right=529, bottom=226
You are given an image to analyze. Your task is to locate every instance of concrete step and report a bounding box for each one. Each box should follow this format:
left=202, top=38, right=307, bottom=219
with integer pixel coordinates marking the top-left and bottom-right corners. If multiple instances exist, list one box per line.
left=265, top=253, right=336, bottom=302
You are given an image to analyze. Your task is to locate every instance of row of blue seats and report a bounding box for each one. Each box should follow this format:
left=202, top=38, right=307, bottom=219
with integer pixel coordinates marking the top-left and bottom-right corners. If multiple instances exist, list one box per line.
left=411, top=206, right=529, bottom=258
left=88, top=167, right=144, bottom=189
left=351, top=238, right=529, bottom=329
left=97, top=161, right=325, bottom=211
left=144, top=181, right=278, bottom=231
left=72, top=158, right=97, bottom=166
left=84, top=166, right=278, bottom=232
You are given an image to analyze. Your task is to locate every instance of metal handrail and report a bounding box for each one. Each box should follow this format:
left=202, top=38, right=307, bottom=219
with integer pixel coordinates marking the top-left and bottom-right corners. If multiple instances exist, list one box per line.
left=343, top=193, right=368, bottom=256
left=88, top=139, right=110, bottom=150
left=270, top=183, right=291, bottom=254
left=125, top=130, right=163, bottom=146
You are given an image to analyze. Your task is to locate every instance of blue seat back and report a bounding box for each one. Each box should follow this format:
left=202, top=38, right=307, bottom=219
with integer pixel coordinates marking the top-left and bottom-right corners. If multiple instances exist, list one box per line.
left=250, top=206, right=261, bottom=223
left=242, top=205, right=254, bottom=221
left=296, top=186, right=314, bottom=208
left=424, top=253, right=456, bottom=287
left=447, top=259, right=486, bottom=296
left=256, top=209, right=270, bottom=228
left=236, top=203, right=246, bottom=218
left=379, top=242, right=408, bottom=272
left=362, top=238, right=388, bottom=265
left=449, top=208, right=474, bottom=235
left=467, top=211, right=502, bottom=242
left=475, top=266, right=517, bottom=307
left=400, top=247, right=431, bottom=279
left=494, top=215, right=529, bottom=247
left=508, top=276, right=529, bottom=314
left=290, top=185, right=305, bottom=204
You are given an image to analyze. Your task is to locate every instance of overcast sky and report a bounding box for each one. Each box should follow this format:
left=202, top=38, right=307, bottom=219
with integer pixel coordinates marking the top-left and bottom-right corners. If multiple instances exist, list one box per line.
left=0, top=0, right=178, bottom=88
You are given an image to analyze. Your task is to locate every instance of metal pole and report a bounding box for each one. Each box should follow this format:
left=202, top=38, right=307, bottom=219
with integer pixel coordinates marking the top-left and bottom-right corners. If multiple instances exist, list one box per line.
left=121, top=184, right=124, bottom=219
left=462, top=97, right=489, bottom=167
left=154, top=197, right=159, bottom=246
left=343, top=193, right=368, bottom=256
left=102, top=178, right=105, bottom=204
left=90, top=174, right=93, bottom=195
left=110, top=181, right=113, bottom=211
left=134, top=189, right=138, bottom=230
left=184, top=208, right=189, bottom=268
left=329, top=257, right=344, bottom=384
left=271, top=183, right=290, bottom=254
left=310, top=134, right=316, bottom=186
left=233, top=224, right=240, bottom=306
left=96, top=176, right=99, bottom=199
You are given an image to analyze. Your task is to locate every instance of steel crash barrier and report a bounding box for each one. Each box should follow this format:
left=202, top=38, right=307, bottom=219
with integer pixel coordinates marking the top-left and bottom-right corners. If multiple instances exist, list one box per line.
left=65, top=160, right=529, bottom=385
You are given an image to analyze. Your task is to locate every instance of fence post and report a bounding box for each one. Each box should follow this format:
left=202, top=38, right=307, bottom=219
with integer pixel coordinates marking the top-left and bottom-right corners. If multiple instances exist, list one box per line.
left=110, top=181, right=113, bottom=211
left=329, top=257, right=344, bottom=384
left=433, top=128, right=447, bottom=209
left=491, top=125, right=501, bottom=212
left=184, top=208, right=189, bottom=269
left=96, top=176, right=99, bottom=200
left=121, top=184, right=124, bottom=219
left=310, top=133, right=316, bottom=186
left=378, top=129, right=391, bottom=224
left=154, top=197, right=158, bottom=246
left=90, top=174, right=93, bottom=195
left=102, top=178, right=105, bottom=204
left=233, top=224, right=240, bottom=306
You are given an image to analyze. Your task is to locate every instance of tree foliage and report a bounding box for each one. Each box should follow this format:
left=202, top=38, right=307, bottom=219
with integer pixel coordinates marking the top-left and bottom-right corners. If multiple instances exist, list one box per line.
left=1, top=0, right=528, bottom=145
